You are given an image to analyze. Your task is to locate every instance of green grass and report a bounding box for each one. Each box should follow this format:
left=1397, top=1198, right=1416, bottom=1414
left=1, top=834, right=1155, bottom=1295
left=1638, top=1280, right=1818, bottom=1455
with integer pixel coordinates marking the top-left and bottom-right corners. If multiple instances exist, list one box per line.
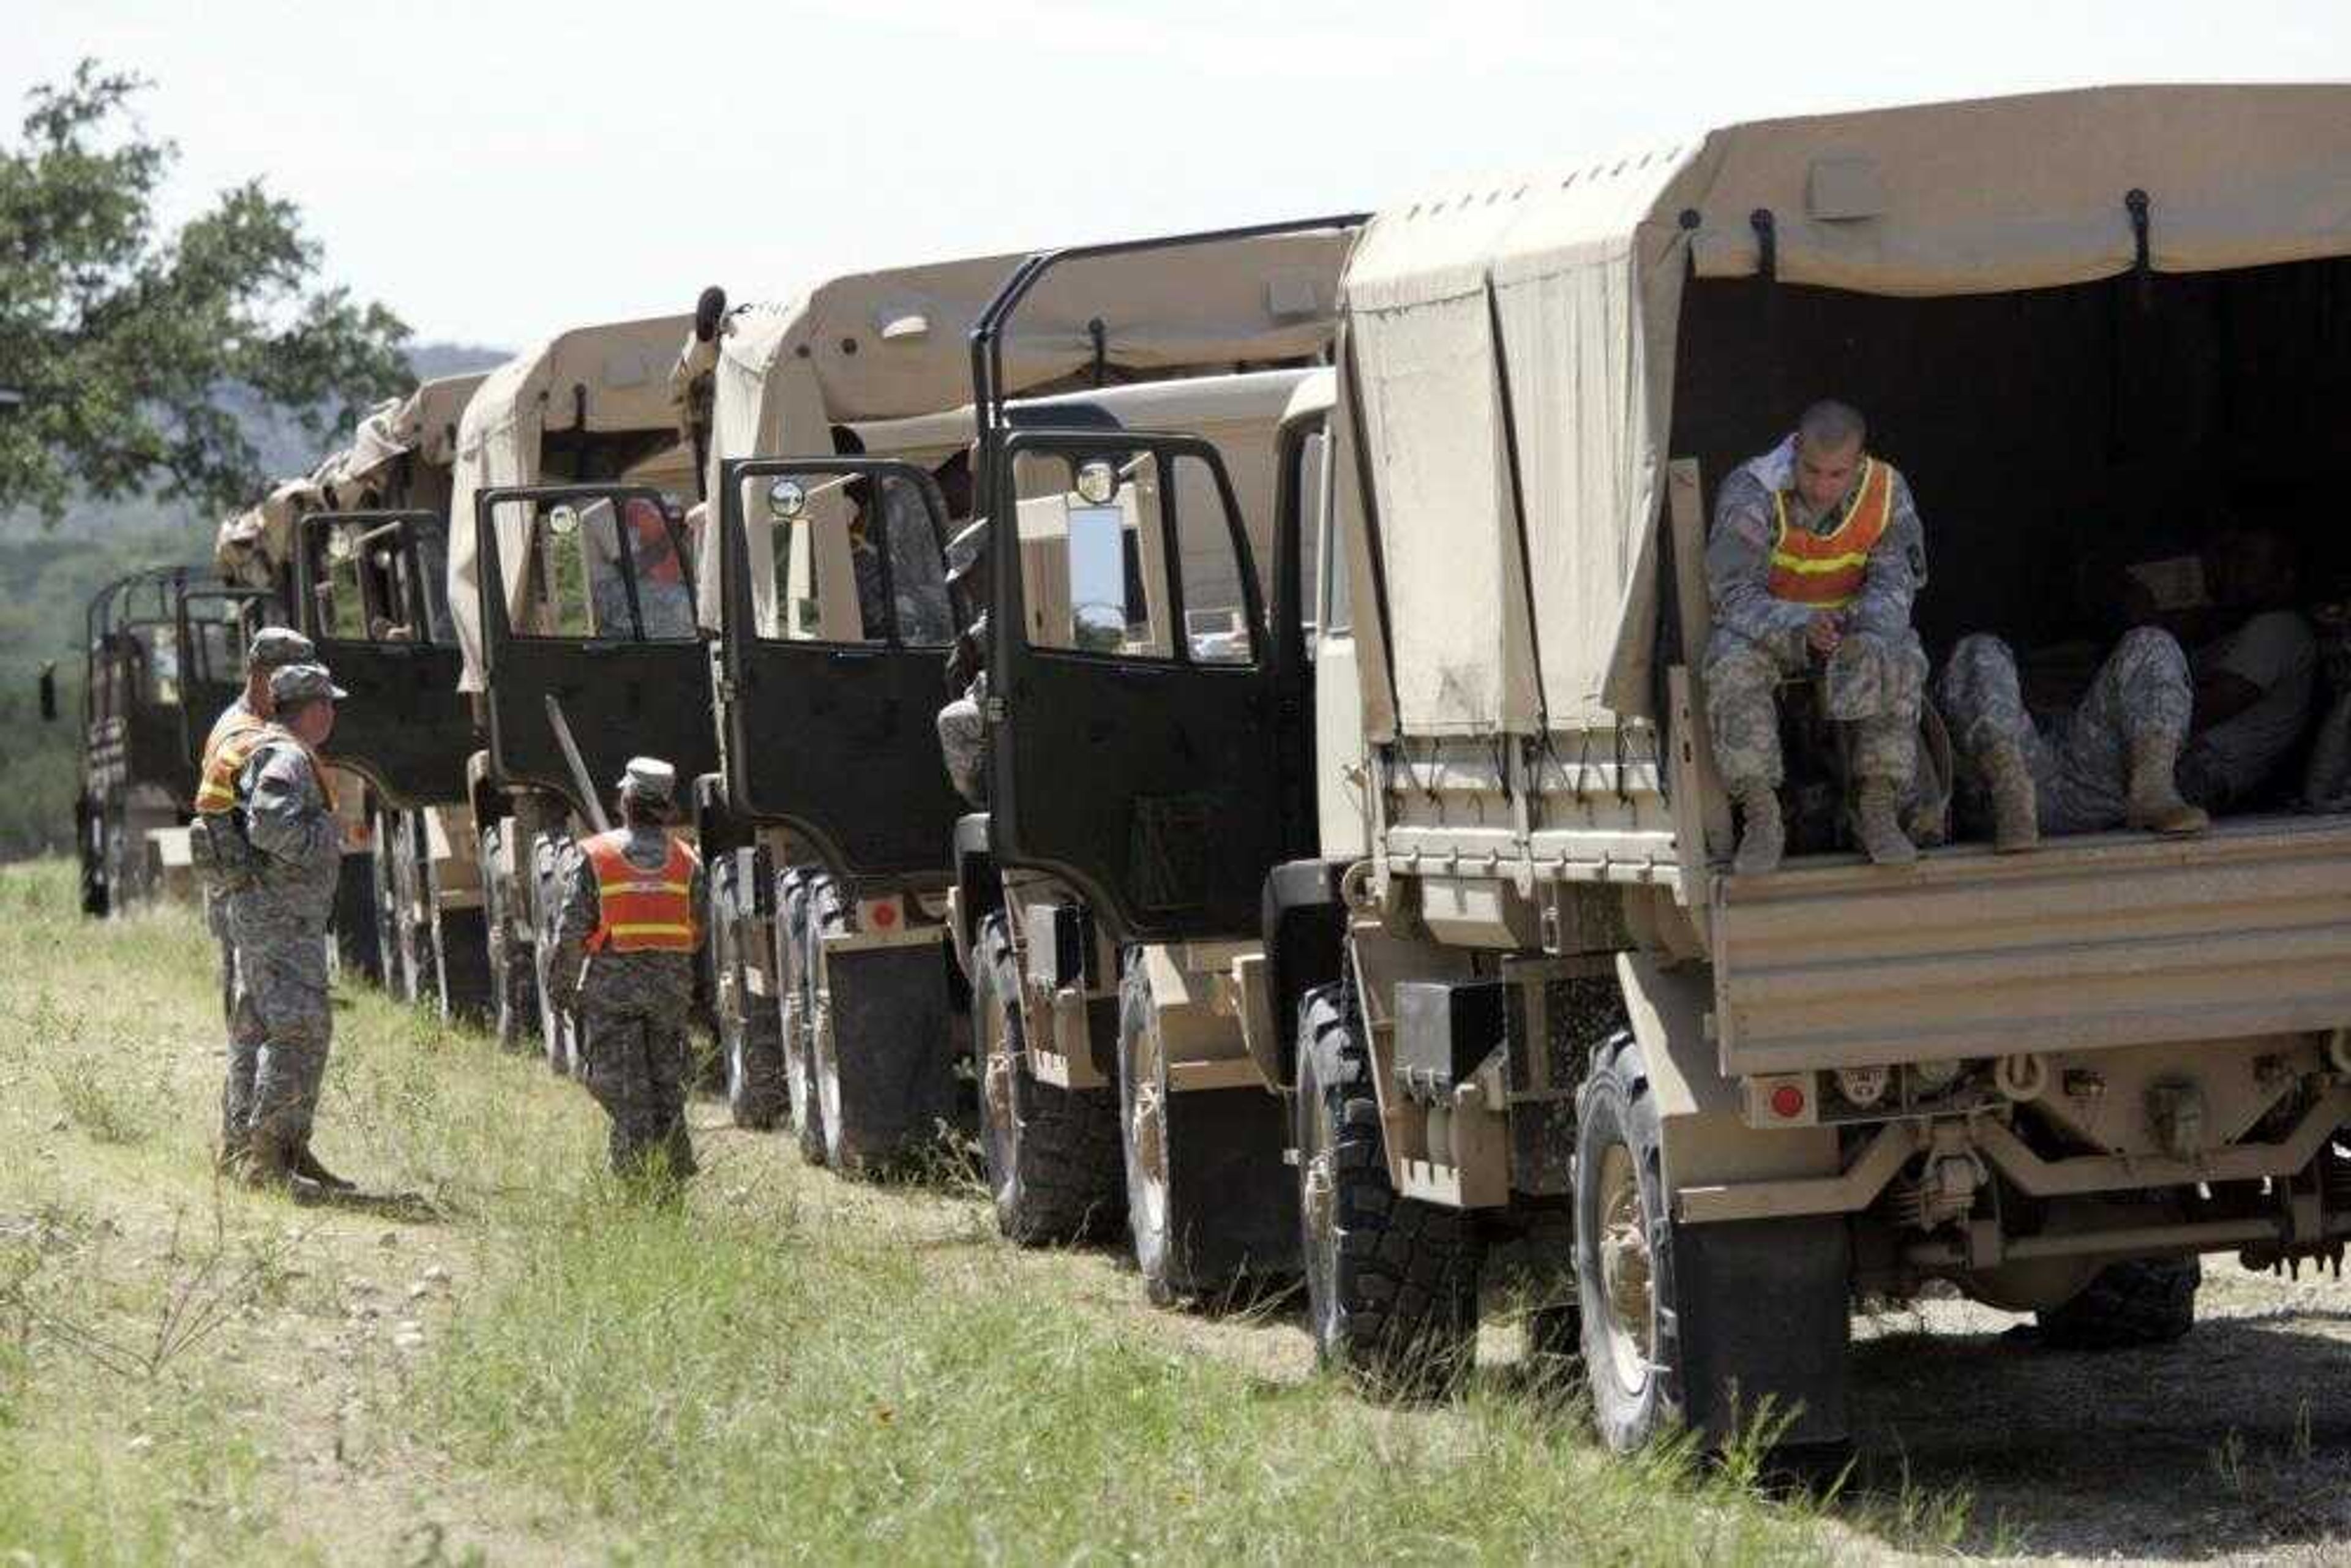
left=0, top=858, right=1972, bottom=1564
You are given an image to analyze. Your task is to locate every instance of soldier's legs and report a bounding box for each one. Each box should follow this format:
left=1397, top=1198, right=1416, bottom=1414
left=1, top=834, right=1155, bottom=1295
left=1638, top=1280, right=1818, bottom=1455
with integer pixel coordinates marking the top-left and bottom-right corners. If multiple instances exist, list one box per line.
left=247, top=933, right=332, bottom=1163
left=644, top=1021, right=698, bottom=1180
left=2039, top=628, right=2192, bottom=835
left=1827, top=630, right=1927, bottom=785
left=220, top=948, right=266, bottom=1160
left=1703, top=631, right=1794, bottom=795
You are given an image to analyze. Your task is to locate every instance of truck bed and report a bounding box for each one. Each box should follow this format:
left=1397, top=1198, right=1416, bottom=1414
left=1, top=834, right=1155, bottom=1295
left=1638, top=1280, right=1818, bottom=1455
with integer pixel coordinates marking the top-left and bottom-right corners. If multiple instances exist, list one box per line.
left=1711, top=814, right=2351, bottom=1074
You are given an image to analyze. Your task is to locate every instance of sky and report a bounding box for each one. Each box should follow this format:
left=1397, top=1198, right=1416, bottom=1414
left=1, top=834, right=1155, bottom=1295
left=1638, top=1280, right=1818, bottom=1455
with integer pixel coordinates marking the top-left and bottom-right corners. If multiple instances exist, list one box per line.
left=10, top=0, right=2351, bottom=349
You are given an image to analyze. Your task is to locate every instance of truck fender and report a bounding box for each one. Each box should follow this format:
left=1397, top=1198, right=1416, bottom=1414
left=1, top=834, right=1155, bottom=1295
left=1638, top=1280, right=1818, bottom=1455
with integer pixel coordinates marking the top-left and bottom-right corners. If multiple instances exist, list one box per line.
left=1614, top=951, right=1841, bottom=1209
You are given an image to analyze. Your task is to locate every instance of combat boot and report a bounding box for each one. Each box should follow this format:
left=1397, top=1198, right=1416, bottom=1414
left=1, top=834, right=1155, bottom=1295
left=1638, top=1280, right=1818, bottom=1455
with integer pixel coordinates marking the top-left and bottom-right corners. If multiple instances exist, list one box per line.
left=1732, top=787, right=1785, bottom=876
left=236, top=1134, right=292, bottom=1190
left=291, top=1144, right=356, bottom=1192
left=1980, top=740, right=2041, bottom=853
left=2124, top=733, right=2210, bottom=836
left=1851, top=779, right=1918, bottom=866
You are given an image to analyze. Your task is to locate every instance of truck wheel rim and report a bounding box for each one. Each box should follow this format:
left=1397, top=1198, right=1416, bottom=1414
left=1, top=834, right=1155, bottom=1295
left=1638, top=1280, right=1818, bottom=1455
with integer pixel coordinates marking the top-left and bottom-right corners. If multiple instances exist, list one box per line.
left=1132, top=1078, right=1168, bottom=1236
left=1596, top=1141, right=1655, bottom=1398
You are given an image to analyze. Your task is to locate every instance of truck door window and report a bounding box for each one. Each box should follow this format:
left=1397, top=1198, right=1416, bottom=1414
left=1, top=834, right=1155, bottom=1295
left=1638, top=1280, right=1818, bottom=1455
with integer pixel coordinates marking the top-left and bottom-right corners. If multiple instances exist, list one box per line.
left=1010, top=448, right=1256, bottom=667
left=745, top=468, right=953, bottom=647
left=502, top=496, right=697, bottom=642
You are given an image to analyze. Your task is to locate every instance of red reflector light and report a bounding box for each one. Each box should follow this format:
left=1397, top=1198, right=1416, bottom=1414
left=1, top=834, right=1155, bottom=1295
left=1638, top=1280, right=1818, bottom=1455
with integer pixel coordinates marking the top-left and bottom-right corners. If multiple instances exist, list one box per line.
left=866, top=899, right=899, bottom=929
left=1769, top=1084, right=1807, bottom=1119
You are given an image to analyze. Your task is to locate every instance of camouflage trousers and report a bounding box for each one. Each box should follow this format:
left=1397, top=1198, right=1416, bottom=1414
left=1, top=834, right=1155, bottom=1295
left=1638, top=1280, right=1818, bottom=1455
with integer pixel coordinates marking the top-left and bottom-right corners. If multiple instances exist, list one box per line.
left=226, top=904, right=332, bottom=1152
left=576, top=954, right=698, bottom=1182
left=1704, top=626, right=1925, bottom=795
left=936, top=672, right=988, bottom=807
left=1939, top=628, right=2191, bottom=836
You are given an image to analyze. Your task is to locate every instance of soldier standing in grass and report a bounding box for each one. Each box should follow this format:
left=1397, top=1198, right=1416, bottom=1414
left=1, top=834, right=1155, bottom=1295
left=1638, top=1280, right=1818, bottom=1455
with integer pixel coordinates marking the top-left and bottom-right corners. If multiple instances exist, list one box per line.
left=1704, top=399, right=1931, bottom=873
left=228, top=662, right=354, bottom=1191
left=190, top=626, right=312, bottom=1168
left=549, top=758, right=705, bottom=1185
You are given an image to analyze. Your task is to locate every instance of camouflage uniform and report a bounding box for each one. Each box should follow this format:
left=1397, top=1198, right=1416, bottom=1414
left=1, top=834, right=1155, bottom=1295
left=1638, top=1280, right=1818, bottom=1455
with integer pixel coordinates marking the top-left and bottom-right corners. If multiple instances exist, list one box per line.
left=228, top=727, right=342, bottom=1162
left=1703, top=438, right=1929, bottom=795
left=937, top=670, right=988, bottom=808
left=197, top=625, right=315, bottom=1157
left=551, top=821, right=705, bottom=1180
left=1940, top=628, right=2194, bottom=836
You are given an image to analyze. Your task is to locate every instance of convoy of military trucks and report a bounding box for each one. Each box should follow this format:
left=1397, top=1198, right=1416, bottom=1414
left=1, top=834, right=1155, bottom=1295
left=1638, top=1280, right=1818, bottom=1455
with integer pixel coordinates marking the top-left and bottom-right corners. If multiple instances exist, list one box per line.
left=50, top=83, right=2351, bottom=1457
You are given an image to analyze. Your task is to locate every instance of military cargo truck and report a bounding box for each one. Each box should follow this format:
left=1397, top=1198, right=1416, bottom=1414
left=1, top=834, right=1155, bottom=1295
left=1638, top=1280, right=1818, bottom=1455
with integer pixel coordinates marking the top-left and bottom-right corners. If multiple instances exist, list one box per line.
left=957, top=220, right=1364, bottom=1292
left=56, top=568, right=271, bottom=915
left=448, top=312, right=711, bottom=1070
left=685, top=231, right=1354, bottom=1184
left=1246, top=84, right=2351, bottom=1449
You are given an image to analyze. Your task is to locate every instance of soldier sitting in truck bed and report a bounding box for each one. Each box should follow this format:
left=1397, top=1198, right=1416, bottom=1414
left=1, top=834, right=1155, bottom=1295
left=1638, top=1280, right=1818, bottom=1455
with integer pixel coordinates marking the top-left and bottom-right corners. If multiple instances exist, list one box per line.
left=1941, top=525, right=2316, bottom=847
left=1706, top=399, right=1930, bottom=874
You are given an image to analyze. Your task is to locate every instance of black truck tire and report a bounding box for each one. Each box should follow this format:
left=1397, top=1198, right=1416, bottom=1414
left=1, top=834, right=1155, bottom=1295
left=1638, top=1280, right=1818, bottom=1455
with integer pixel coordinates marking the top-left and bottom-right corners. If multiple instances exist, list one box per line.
left=334, top=843, right=386, bottom=987
left=717, top=894, right=786, bottom=1130
left=1117, top=960, right=1298, bottom=1307
left=1294, top=984, right=1481, bottom=1397
left=482, top=827, right=539, bottom=1053
left=972, top=912, right=1122, bottom=1244
left=1573, top=1030, right=1853, bottom=1454
left=2036, top=1258, right=2200, bottom=1351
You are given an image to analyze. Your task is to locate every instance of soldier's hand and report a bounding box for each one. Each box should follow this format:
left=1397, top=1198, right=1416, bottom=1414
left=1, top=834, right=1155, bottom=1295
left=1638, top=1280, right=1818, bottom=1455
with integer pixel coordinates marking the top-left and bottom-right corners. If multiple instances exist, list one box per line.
left=1806, top=613, right=1843, bottom=656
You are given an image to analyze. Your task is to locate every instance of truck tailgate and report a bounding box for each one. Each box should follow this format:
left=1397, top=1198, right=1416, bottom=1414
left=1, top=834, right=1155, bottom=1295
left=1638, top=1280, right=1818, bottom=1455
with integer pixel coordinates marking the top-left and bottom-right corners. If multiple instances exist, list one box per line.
left=1712, top=817, right=2351, bottom=1074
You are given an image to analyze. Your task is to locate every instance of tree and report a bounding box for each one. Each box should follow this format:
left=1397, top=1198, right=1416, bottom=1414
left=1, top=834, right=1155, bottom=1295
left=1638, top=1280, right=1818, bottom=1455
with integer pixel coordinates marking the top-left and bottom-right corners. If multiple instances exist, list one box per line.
left=0, top=61, right=411, bottom=524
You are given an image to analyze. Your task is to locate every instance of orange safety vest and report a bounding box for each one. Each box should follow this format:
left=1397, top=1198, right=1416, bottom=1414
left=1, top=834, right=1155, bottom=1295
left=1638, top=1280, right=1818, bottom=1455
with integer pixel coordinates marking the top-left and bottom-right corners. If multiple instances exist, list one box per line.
left=194, top=708, right=271, bottom=815
left=1765, top=457, right=1896, bottom=610
left=582, top=830, right=700, bottom=953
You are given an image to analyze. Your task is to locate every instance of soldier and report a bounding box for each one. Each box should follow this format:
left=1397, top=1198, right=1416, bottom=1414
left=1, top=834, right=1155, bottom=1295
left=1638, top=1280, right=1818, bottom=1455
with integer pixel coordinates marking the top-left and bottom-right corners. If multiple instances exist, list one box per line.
left=1705, top=400, right=1930, bottom=873
left=190, top=626, right=312, bottom=1168
left=548, top=757, right=705, bottom=1185
left=1942, top=528, right=2315, bottom=846
left=586, top=497, right=697, bottom=639
left=936, top=518, right=991, bottom=808
left=228, top=662, right=353, bottom=1190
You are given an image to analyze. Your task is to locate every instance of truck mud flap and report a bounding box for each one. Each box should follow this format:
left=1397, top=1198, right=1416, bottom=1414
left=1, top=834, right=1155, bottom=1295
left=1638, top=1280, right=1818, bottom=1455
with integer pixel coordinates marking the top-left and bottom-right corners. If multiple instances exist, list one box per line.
left=1164, top=1086, right=1301, bottom=1281
left=827, top=943, right=959, bottom=1165
left=1673, top=1215, right=1849, bottom=1448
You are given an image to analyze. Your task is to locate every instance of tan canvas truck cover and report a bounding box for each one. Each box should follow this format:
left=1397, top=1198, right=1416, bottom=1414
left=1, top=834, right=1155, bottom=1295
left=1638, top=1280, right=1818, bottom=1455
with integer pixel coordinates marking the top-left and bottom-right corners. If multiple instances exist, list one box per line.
left=675, top=230, right=1355, bottom=622
left=320, top=372, right=486, bottom=509
left=210, top=373, right=487, bottom=589
left=449, top=313, right=696, bottom=690
left=1340, top=83, right=2351, bottom=740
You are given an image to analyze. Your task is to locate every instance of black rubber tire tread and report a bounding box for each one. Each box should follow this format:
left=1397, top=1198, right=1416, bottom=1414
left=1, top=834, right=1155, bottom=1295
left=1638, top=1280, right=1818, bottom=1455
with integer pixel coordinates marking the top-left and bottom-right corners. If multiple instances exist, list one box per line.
left=718, top=887, right=786, bottom=1130
left=973, top=912, right=1122, bottom=1245
left=369, top=811, right=403, bottom=995
left=1295, top=983, right=1481, bottom=1398
left=1574, top=1029, right=1683, bottom=1452
left=334, top=843, right=386, bottom=987
left=2036, top=1257, right=2200, bottom=1351
left=787, top=873, right=831, bottom=1166
left=482, top=828, right=539, bottom=1054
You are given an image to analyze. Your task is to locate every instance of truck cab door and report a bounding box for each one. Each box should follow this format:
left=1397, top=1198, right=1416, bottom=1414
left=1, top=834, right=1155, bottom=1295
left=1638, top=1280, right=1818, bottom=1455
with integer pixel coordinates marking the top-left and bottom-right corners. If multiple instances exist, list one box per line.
left=174, top=586, right=257, bottom=775
left=716, top=457, right=966, bottom=877
left=476, top=484, right=718, bottom=819
left=294, top=510, right=476, bottom=807
left=989, top=429, right=1303, bottom=942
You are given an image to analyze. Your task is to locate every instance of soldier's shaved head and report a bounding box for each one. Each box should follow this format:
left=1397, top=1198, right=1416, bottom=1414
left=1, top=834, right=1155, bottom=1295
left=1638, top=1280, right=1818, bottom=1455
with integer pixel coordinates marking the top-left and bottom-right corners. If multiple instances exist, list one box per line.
left=1797, top=399, right=1867, bottom=456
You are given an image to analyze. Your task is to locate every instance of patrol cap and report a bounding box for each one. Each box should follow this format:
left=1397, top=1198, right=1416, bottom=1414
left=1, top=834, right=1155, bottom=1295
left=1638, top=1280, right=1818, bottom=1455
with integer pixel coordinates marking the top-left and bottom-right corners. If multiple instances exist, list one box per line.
left=268, top=662, right=347, bottom=705
left=616, top=756, right=677, bottom=801
left=247, top=626, right=315, bottom=670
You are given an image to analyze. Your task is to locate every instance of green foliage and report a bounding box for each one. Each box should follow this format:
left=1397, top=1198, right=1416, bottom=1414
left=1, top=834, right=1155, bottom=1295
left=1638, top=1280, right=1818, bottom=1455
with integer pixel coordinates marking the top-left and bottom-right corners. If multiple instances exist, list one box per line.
left=0, top=61, right=412, bottom=525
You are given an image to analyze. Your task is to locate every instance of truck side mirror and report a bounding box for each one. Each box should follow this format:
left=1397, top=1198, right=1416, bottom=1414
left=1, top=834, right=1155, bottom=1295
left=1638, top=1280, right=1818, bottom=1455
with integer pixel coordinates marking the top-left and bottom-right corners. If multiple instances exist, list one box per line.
left=37, top=662, right=57, bottom=722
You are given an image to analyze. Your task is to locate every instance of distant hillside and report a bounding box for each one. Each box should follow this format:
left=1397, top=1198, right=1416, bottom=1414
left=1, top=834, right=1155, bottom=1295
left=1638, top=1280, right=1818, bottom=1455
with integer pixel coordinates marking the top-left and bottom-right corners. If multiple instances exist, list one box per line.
left=0, top=342, right=511, bottom=543
left=0, top=342, right=509, bottom=859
